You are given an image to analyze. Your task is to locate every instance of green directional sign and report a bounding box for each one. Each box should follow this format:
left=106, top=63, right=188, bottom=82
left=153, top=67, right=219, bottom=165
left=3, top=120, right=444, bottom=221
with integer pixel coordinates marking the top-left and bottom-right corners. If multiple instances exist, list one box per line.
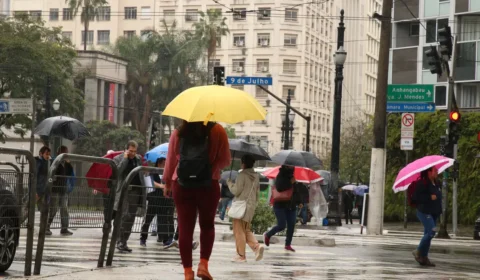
left=387, top=84, right=434, bottom=102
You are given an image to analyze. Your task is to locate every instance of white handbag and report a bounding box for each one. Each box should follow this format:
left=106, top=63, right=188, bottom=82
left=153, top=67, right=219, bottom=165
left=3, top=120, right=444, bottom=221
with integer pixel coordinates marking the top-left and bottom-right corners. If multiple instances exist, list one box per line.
left=228, top=182, right=256, bottom=220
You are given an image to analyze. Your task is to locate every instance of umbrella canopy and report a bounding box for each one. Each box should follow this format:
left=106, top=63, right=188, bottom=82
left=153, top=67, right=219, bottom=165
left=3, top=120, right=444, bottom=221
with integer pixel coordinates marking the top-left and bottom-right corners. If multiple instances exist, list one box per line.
left=353, top=185, right=369, bottom=196
left=34, top=116, right=90, bottom=140
left=86, top=151, right=147, bottom=194
left=263, top=166, right=323, bottom=184
left=145, top=143, right=169, bottom=163
left=271, top=150, right=323, bottom=168
left=341, top=184, right=356, bottom=191
left=392, top=155, right=454, bottom=193
left=162, top=85, right=267, bottom=124
left=228, top=139, right=270, bottom=161
left=220, top=170, right=239, bottom=185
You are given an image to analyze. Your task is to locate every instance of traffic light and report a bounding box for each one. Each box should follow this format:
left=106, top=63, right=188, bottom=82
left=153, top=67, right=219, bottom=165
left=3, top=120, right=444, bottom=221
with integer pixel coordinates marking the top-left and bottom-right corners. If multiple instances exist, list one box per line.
left=213, top=66, right=225, bottom=86
left=448, top=109, right=461, bottom=145
left=438, top=26, right=453, bottom=59
left=425, top=46, right=443, bottom=76
left=150, top=124, right=158, bottom=148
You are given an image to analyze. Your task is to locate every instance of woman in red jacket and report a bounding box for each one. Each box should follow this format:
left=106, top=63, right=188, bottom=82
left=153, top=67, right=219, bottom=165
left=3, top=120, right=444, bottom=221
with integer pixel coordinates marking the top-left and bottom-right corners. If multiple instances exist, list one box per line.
left=164, top=121, right=231, bottom=280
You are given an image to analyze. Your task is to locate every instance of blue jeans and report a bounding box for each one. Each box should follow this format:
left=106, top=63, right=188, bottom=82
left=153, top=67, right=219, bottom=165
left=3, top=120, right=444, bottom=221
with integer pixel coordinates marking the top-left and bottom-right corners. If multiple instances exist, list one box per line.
left=266, top=206, right=297, bottom=246
left=300, top=203, right=309, bottom=224
left=417, top=210, right=438, bottom=257
left=219, top=197, right=233, bottom=220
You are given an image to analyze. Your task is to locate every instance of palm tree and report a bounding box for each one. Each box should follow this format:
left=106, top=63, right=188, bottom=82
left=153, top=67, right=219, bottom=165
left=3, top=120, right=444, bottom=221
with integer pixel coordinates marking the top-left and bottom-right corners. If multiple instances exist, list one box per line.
left=193, top=9, right=229, bottom=83
left=66, top=0, right=108, bottom=50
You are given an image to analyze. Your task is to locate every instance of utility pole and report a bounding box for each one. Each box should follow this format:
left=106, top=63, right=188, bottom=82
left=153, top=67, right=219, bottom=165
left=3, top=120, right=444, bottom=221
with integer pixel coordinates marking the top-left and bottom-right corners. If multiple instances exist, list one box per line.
left=404, top=151, right=409, bottom=229
left=29, top=94, right=37, bottom=154
left=367, top=0, right=393, bottom=235
left=330, top=9, right=346, bottom=226
left=283, top=90, right=291, bottom=150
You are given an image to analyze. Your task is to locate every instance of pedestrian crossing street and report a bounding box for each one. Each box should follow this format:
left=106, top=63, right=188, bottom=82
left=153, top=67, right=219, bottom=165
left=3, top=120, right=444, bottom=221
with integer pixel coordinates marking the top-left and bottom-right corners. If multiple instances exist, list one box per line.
left=13, top=230, right=480, bottom=279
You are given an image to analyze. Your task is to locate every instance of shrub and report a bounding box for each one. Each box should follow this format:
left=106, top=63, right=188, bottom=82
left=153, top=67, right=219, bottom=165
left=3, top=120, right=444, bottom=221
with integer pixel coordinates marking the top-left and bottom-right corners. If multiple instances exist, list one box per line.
left=250, top=203, right=276, bottom=234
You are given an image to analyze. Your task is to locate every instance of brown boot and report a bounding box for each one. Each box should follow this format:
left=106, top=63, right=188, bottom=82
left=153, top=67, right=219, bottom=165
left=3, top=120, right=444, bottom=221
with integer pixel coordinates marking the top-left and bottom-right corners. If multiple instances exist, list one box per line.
left=412, top=250, right=426, bottom=265
left=197, top=259, right=213, bottom=280
left=423, top=257, right=436, bottom=267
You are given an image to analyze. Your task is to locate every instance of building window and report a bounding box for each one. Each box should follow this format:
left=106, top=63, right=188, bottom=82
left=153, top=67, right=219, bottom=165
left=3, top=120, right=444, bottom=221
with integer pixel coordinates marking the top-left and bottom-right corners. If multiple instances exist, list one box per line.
left=435, top=85, right=447, bottom=107
left=231, top=85, right=244, bottom=91
left=164, top=10, right=175, bottom=22
left=124, top=31, right=135, bottom=38
left=282, top=85, right=296, bottom=99
left=141, top=6, right=151, bottom=20
left=455, top=42, right=476, bottom=81
left=258, top=8, right=271, bottom=20
left=256, top=59, right=269, bottom=72
left=30, top=10, right=41, bottom=21
left=233, top=34, right=245, bottom=47
left=410, top=23, right=420, bottom=36
left=233, top=8, right=246, bottom=20
left=256, top=86, right=268, bottom=98
left=63, top=8, right=73, bottom=21
left=460, top=85, right=477, bottom=108
left=284, top=34, right=297, bottom=47
left=81, top=31, right=94, bottom=45
left=97, top=6, right=110, bottom=21
left=426, top=18, right=448, bottom=43
left=61, top=31, right=72, bottom=41
left=185, top=9, right=198, bottom=22
left=232, top=59, right=245, bottom=73
left=257, top=33, right=270, bottom=47
left=285, top=9, right=298, bottom=21
left=125, top=7, right=137, bottom=20
left=50, top=9, right=59, bottom=21
left=97, top=30, right=110, bottom=45
left=283, top=60, right=297, bottom=74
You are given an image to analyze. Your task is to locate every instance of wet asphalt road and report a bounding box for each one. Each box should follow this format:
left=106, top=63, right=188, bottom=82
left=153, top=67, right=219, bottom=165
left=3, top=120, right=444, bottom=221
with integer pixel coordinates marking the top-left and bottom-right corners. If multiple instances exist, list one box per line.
left=3, top=225, right=480, bottom=280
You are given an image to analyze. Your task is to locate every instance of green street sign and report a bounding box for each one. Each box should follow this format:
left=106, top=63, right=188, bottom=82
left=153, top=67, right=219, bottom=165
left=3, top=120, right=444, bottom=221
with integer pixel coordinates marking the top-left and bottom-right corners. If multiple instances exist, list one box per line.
left=387, top=84, right=434, bottom=102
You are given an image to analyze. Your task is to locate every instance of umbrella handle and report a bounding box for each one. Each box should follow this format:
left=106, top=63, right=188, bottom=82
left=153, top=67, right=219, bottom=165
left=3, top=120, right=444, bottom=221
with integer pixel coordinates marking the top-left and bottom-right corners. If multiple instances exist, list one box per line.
left=229, top=151, right=236, bottom=180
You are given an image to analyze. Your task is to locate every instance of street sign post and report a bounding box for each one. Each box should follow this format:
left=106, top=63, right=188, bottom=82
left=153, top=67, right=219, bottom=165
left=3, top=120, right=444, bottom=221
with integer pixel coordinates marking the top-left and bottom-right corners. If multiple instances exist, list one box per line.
left=0, top=98, right=33, bottom=114
left=387, top=84, right=434, bottom=102
left=226, top=76, right=273, bottom=86
left=401, top=113, right=415, bottom=151
left=387, top=102, right=435, bottom=113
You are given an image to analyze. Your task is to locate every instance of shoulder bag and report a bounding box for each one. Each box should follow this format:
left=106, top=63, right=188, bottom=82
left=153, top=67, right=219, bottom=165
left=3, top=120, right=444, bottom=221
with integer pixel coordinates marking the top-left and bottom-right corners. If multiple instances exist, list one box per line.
left=228, top=181, right=256, bottom=220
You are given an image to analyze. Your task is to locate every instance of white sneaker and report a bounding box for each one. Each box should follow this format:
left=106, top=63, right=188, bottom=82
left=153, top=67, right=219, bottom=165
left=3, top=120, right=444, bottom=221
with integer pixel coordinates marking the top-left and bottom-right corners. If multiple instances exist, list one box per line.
left=255, top=245, right=265, bottom=261
left=232, top=255, right=247, bottom=263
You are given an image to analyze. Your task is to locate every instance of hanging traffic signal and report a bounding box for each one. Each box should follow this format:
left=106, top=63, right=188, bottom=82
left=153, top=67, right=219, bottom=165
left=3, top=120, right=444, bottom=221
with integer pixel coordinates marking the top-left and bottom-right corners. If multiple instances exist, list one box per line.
left=438, top=26, right=453, bottom=60
left=213, top=66, right=225, bottom=86
left=425, top=46, right=443, bottom=76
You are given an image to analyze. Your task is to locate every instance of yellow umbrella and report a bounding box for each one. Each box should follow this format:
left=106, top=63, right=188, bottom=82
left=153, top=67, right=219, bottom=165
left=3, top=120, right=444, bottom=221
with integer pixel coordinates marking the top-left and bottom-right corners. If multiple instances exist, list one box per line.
left=162, top=85, right=267, bottom=124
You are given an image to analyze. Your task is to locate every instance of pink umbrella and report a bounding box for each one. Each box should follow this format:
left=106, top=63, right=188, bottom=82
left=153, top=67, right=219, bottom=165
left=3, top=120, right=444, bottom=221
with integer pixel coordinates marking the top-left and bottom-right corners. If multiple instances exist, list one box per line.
left=392, top=155, right=454, bottom=193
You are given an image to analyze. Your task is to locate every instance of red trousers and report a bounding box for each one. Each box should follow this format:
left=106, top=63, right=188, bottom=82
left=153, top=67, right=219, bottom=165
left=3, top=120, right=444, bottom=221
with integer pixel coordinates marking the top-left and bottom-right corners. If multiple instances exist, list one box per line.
left=173, top=180, right=220, bottom=268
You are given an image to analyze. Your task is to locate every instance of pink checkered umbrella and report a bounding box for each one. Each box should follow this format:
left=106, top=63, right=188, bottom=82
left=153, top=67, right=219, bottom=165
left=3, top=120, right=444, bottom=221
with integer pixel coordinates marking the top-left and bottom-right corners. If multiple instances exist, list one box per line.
left=392, top=155, right=454, bottom=193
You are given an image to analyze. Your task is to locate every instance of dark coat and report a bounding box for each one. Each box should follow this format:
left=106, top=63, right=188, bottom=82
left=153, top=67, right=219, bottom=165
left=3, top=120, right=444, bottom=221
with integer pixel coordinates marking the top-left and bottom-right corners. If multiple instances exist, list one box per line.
left=414, top=179, right=442, bottom=216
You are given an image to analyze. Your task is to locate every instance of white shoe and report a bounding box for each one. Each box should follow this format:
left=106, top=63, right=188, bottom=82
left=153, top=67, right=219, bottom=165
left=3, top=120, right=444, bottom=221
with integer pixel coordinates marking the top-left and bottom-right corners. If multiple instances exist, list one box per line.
left=232, top=255, right=247, bottom=263
left=255, top=245, right=265, bottom=261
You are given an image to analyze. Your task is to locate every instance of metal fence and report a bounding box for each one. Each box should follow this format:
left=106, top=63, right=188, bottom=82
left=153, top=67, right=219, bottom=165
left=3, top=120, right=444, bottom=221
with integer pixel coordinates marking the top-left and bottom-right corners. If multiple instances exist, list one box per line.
left=106, top=166, right=168, bottom=266
left=34, top=153, right=119, bottom=275
left=0, top=147, right=36, bottom=276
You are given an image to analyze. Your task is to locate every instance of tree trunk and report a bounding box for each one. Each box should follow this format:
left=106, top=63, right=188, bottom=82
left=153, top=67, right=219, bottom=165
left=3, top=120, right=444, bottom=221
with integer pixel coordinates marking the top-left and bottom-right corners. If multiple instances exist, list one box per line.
left=139, top=84, right=151, bottom=136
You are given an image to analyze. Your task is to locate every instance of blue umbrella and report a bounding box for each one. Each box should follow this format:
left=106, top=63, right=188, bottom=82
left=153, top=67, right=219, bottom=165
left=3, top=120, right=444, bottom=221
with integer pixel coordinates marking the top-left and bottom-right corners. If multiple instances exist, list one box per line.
left=353, top=185, right=369, bottom=196
left=145, top=142, right=169, bottom=163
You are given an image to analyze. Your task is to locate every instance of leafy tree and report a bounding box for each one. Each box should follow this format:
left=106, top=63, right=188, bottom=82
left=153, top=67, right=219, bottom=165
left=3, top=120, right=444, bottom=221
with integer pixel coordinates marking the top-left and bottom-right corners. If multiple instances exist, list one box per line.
left=193, top=9, right=229, bottom=82
left=74, top=120, right=146, bottom=156
left=66, top=0, right=108, bottom=51
left=224, top=125, right=236, bottom=139
left=0, top=17, right=83, bottom=142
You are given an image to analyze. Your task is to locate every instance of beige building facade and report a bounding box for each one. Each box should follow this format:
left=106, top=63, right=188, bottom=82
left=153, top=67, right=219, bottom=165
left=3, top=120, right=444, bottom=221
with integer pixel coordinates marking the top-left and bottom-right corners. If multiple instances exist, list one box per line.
left=6, top=0, right=339, bottom=158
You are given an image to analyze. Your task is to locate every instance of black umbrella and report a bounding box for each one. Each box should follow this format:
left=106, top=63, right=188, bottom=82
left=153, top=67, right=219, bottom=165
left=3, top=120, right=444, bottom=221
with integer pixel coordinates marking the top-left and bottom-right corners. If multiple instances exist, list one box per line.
left=228, top=139, right=271, bottom=161
left=271, top=150, right=323, bottom=168
left=34, top=116, right=90, bottom=141
left=220, top=170, right=238, bottom=185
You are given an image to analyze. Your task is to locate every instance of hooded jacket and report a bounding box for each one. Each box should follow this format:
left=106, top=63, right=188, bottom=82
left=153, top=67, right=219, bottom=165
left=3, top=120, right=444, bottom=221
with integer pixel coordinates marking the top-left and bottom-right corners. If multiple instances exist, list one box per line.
left=227, top=168, right=260, bottom=223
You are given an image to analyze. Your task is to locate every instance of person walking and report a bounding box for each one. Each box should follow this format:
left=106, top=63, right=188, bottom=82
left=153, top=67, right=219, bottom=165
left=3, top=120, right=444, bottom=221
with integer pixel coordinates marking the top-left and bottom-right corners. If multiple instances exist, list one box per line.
left=219, top=181, right=234, bottom=221
left=113, top=140, right=147, bottom=253
left=412, top=166, right=441, bottom=267
left=46, top=146, right=74, bottom=236
left=36, top=146, right=51, bottom=212
left=164, top=121, right=230, bottom=280
left=227, top=155, right=264, bottom=263
left=343, top=190, right=354, bottom=225
left=263, top=165, right=305, bottom=252
left=140, top=157, right=174, bottom=247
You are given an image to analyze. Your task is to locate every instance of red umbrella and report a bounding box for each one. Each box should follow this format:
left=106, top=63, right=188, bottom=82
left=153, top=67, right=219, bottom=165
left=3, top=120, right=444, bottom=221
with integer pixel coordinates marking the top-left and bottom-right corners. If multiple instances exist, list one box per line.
left=263, top=166, right=323, bottom=184
left=86, top=151, right=148, bottom=194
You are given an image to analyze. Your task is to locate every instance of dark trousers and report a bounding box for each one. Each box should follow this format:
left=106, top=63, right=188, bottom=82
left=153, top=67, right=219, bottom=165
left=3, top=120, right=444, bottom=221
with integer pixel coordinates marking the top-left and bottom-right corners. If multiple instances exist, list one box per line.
left=47, top=192, right=69, bottom=230
left=173, top=180, right=220, bottom=268
left=344, top=207, right=353, bottom=224
left=141, top=192, right=174, bottom=241
left=119, top=188, right=142, bottom=244
left=266, top=206, right=297, bottom=246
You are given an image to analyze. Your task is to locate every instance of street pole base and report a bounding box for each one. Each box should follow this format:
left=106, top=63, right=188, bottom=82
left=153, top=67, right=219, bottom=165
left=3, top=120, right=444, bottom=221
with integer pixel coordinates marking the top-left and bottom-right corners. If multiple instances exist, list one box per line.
left=436, top=228, right=451, bottom=239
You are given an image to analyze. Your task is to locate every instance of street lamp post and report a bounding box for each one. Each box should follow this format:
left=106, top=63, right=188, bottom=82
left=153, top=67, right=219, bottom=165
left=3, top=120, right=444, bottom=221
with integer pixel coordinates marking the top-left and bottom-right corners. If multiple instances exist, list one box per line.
left=15, top=154, right=27, bottom=174
left=289, top=112, right=295, bottom=146
left=330, top=9, right=347, bottom=226
left=281, top=89, right=293, bottom=150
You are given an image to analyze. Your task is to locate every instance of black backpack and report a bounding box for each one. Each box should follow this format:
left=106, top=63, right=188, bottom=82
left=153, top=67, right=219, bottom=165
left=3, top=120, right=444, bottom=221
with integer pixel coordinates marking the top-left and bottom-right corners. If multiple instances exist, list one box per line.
left=176, top=123, right=214, bottom=188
